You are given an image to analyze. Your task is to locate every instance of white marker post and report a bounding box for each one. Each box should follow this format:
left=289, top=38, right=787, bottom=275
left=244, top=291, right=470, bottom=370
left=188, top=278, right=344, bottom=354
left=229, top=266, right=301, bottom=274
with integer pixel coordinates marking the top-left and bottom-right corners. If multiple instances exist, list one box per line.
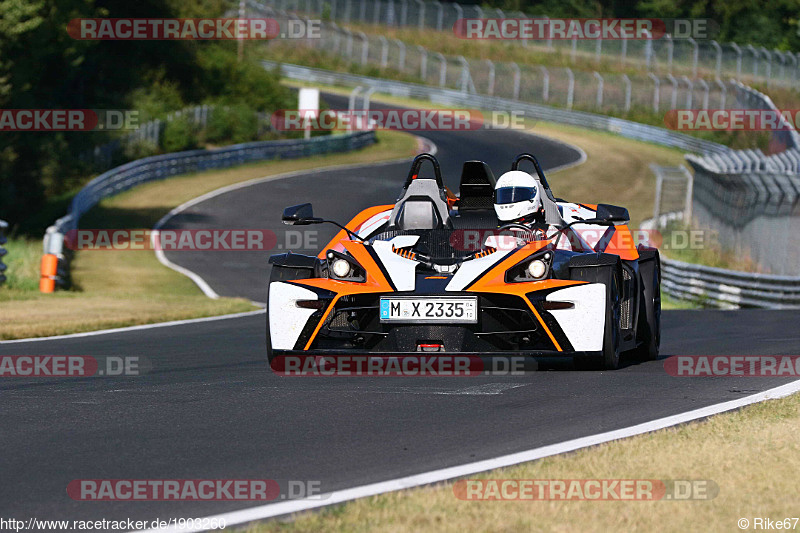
left=298, top=88, right=320, bottom=140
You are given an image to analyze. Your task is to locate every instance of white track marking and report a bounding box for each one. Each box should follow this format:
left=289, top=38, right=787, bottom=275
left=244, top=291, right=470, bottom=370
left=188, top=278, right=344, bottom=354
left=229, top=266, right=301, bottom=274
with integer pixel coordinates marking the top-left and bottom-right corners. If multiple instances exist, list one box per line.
left=0, top=310, right=265, bottom=344
left=139, top=378, right=800, bottom=533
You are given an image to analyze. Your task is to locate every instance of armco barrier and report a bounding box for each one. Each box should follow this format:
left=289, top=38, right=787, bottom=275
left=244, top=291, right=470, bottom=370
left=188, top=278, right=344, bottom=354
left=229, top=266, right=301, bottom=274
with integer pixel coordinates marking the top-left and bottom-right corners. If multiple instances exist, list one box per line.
left=41, top=131, right=376, bottom=289
left=661, top=256, right=800, bottom=309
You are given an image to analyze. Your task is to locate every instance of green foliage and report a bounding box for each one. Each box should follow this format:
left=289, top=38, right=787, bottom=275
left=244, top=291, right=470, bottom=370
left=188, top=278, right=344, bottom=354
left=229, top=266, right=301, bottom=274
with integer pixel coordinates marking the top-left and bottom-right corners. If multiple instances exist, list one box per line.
left=206, top=104, right=259, bottom=145
left=162, top=115, right=198, bottom=153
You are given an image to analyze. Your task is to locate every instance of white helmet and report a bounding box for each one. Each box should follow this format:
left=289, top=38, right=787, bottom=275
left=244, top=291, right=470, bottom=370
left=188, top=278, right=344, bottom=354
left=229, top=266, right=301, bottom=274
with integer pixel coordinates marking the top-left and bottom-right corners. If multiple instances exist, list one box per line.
left=493, top=170, right=542, bottom=222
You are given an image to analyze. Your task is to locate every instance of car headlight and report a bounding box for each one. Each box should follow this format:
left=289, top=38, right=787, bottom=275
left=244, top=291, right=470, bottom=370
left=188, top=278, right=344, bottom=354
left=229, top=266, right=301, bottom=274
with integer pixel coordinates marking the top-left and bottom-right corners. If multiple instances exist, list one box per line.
left=505, top=251, right=552, bottom=283
left=527, top=259, right=547, bottom=279
left=326, top=250, right=366, bottom=282
left=331, top=258, right=351, bottom=278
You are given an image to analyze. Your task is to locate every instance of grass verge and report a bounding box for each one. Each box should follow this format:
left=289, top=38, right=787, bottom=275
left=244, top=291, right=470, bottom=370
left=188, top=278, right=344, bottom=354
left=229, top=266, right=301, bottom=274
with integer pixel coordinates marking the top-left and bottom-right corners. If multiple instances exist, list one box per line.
left=246, top=392, right=800, bottom=532
left=0, top=131, right=419, bottom=340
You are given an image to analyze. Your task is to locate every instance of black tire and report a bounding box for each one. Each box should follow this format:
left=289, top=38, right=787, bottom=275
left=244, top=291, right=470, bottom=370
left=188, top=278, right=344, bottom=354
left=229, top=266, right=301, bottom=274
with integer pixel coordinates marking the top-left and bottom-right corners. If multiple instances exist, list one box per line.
left=266, top=265, right=314, bottom=363
left=572, top=261, right=622, bottom=370
left=631, top=250, right=661, bottom=361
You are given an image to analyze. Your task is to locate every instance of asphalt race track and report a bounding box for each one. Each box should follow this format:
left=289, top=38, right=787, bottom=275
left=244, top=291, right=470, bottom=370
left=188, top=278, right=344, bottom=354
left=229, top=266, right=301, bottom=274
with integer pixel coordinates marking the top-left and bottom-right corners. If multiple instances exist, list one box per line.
left=2, top=93, right=799, bottom=526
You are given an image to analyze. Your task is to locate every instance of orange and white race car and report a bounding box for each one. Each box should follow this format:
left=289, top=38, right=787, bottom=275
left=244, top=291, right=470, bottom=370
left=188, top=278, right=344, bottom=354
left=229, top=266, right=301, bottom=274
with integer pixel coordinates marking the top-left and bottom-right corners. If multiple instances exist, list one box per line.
left=267, top=153, right=660, bottom=370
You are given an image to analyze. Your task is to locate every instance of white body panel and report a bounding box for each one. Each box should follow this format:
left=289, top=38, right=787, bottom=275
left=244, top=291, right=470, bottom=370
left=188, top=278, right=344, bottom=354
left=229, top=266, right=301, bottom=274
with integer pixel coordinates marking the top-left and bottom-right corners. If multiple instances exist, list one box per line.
left=445, top=250, right=506, bottom=291
left=372, top=236, right=420, bottom=291
left=545, top=283, right=607, bottom=352
left=269, top=282, right=319, bottom=350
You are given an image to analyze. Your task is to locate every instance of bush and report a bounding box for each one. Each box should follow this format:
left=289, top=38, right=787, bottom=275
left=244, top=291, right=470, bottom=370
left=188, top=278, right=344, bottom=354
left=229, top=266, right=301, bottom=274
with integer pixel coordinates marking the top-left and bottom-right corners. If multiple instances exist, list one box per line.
left=161, top=115, right=198, bottom=153
left=206, top=104, right=259, bottom=145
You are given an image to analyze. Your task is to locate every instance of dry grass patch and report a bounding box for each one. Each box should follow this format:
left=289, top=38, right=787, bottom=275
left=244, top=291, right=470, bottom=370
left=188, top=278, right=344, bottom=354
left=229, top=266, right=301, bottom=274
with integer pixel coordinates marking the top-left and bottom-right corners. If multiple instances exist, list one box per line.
left=248, top=392, right=800, bottom=533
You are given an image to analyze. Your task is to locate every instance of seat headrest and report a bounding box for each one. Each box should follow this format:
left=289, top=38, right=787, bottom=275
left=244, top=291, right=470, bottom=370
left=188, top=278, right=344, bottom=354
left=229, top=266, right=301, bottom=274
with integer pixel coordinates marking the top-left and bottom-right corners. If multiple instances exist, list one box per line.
left=459, top=161, right=496, bottom=211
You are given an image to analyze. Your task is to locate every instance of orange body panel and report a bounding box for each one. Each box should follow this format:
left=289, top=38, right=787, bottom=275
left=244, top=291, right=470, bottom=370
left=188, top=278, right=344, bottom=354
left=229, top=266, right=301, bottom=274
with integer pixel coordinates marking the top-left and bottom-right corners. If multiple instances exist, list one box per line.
left=317, top=204, right=394, bottom=259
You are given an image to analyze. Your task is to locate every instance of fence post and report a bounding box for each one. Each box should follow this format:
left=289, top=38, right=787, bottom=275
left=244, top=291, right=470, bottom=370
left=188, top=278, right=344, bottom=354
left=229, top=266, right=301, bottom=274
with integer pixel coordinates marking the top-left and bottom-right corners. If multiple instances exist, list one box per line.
left=643, top=29, right=652, bottom=69
left=622, top=74, right=631, bottom=111
left=511, top=62, right=521, bottom=100
left=715, top=78, right=727, bottom=109
left=379, top=35, right=388, bottom=68
left=761, top=47, right=772, bottom=86
left=746, top=44, right=758, bottom=77
left=774, top=50, right=786, bottom=83
left=666, top=74, right=678, bottom=109
left=372, top=0, right=381, bottom=25
left=595, top=36, right=602, bottom=65
left=681, top=76, right=693, bottom=108
left=457, top=55, right=473, bottom=93
left=571, top=34, right=577, bottom=63
left=418, top=45, right=427, bottom=80
left=348, top=86, right=363, bottom=130
left=711, top=40, right=722, bottom=78
left=344, top=28, right=353, bottom=58
left=666, top=33, right=673, bottom=73
left=593, top=71, right=604, bottom=108
left=433, top=0, right=443, bottom=31
left=697, top=78, right=709, bottom=110
left=399, top=0, right=407, bottom=26
left=344, top=0, right=351, bottom=23
left=359, top=0, right=366, bottom=21
left=688, top=37, right=698, bottom=78
left=434, top=52, right=447, bottom=87
left=621, top=37, right=627, bottom=66
left=485, top=59, right=495, bottom=96
left=358, top=31, right=368, bottom=65
left=729, top=43, right=742, bottom=79
left=565, top=68, right=574, bottom=110
left=539, top=66, right=549, bottom=102
left=0, top=220, right=7, bottom=286
left=415, top=0, right=424, bottom=29
left=648, top=73, right=660, bottom=112
left=393, top=38, right=406, bottom=71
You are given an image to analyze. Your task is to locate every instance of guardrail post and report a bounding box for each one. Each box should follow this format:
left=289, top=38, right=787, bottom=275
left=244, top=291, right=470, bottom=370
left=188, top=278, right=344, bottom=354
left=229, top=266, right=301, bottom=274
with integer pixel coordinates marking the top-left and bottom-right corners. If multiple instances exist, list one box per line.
left=393, top=38, right=406, bottom=71
left=622, top=74, right=631, bottom=112
left=593, top=71, right=604, bottom=108
left=565, top=68, right=574, bottom=110
left=648, top=73, right=660, bottom=112
left=0, top=220, right=7, bottom=286
left=539, top=66, right=549, bottom=102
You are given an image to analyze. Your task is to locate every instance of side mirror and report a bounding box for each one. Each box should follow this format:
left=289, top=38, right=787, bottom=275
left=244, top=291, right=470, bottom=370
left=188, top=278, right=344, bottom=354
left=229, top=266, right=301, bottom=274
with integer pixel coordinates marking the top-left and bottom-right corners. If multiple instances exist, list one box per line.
left=282, top=203, right=321, bottom=225
left=595, top=204, right=630, bottom=224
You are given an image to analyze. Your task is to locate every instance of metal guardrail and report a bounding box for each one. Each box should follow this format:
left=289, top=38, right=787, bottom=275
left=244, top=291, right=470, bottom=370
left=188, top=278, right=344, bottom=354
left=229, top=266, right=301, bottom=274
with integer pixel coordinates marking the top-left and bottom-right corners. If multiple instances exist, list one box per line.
left=42, top=131, right=376, bottom=288
left=0, top=220, right=7, bottom=286
left=266, top=61, right=731, bottom=156
left=661, top=256, right=800, bottom=309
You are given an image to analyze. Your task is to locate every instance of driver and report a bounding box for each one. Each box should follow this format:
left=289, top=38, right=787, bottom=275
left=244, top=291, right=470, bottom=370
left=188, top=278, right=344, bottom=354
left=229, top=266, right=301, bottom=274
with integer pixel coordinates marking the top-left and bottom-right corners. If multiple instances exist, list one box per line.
left=493, top=170, right=547, bottom=233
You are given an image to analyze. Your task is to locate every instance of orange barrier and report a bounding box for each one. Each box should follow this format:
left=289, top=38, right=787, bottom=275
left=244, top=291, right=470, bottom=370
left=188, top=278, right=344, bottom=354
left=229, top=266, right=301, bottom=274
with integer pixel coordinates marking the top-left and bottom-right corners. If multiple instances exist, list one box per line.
left=39, top=254, right=58, bottom=293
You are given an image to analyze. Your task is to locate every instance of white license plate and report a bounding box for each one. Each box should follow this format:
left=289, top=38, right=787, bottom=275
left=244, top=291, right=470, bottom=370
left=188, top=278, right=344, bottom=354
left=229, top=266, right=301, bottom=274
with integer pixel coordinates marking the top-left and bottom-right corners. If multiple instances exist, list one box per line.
left=379, top=297, right=478, bottom=323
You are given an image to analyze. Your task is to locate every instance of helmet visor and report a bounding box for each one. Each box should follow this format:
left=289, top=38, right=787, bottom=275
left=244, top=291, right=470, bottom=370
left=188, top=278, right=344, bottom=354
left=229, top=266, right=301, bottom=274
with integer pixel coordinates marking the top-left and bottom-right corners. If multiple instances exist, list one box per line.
left=495, top=186, right=537, bottom=205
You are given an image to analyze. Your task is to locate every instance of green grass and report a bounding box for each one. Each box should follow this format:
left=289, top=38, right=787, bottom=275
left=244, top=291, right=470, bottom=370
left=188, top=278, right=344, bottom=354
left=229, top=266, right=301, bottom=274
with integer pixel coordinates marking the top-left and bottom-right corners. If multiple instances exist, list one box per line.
left=1, top=238, right=42, bottom=294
